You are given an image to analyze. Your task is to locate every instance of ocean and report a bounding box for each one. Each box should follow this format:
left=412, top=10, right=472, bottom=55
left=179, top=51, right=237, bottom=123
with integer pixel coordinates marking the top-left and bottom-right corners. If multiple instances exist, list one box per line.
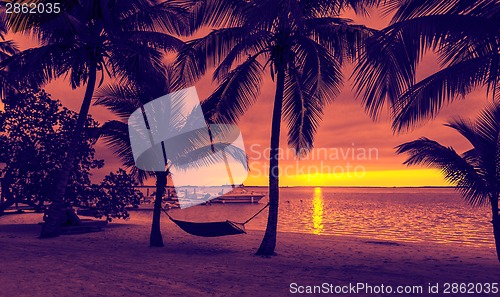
left=131, top=187, right=495, bottom=249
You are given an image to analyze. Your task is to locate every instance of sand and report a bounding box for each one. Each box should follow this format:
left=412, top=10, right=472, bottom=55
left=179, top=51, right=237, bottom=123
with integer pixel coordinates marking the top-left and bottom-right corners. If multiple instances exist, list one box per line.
left=1, top=213, right=499, bottom=297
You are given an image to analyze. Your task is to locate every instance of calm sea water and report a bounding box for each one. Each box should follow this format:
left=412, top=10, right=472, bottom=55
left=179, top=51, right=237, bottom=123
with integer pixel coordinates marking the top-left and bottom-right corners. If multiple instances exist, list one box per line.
left=131, top=187, right=495, bottom=249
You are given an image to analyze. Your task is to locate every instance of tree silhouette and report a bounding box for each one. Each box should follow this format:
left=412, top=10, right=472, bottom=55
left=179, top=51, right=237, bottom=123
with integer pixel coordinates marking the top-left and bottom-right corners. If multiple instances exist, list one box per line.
left=397, top=103, right=500, bottom=262
left=3, top=0, right=191, bottom=237
left=354, top=0, right=500, bottom=131
left=0, top=15, right=18, bottom=98
left=0, top=90, right=102, bottom=213
left=96, top=69, right=247, bottom=246
left=177, top=0, right=378, bottom=255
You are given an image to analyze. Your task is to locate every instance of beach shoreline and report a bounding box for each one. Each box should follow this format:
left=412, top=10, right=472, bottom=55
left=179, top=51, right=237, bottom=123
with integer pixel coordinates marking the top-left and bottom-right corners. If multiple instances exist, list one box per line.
left=1, top=213, right=499, bottom=296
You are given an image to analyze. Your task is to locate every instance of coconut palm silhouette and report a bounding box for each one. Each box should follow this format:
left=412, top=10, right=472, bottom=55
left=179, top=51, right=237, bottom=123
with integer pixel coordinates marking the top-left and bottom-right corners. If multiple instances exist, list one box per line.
left=397, top=103, right=500, bottom=262
left=177, top=0, right=378, bottom=256
left=354, top=0, right=500, bottom=131
left=96, top=70, right=247, bottom=246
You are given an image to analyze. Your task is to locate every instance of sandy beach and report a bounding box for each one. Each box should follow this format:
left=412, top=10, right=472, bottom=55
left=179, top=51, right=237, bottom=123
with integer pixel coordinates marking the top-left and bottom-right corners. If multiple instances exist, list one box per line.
left=1, top=213, right=499, bottom=297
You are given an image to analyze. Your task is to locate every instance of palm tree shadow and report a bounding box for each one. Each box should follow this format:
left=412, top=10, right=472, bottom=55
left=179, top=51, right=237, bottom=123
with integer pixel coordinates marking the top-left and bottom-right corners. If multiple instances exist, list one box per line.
left=101, top=222, right=136, bottom=229
left=0, top=223, right=40, bottom=235
left=161, top=241, right=239, bottom=256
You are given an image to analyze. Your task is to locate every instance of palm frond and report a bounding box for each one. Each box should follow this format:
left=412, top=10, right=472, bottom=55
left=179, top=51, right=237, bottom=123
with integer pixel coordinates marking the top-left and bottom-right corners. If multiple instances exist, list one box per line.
left=99, top=120, right=136, bottom=169
left=212, top=30, right=271, bottom=81
left=292, top=35, right=343, bottom=100
left=473, top=103, right=500, bottom=146
left=301, top=0, right=379, bottom=17
left=283, top=66, right=322, bottom=154
left=307, top=17, right=374, bottom=63
left=202, top=55, right=263, bottom=124
left=2, top=43, right=68, bottom=88
left=108, top=36, right=166, bottom=85
left=94, top=84, right=143, bottom=120
left=190, top=0, right=249, bottom=29
left=170, top=142, right=248, bottom=172
left=0, top=40, right=18, bottom=58
left=387, top=14, right=498, bottom=61
left=125, top=31, right=185, bottom=53
left=387, top=0, right=500, bottom=22
left=98, top=120, right=150, bottom=183
left=393, top=54, right=494, bottom=132
left=167, top=125, right=248, bottom=170
left=446, top=103, right=500, bottom=189
left=176, top=27, right=249, bottom=84
left=355, top=12, right=499, bottom=122
left=352, top=28, right=416, bottom=119
left=281, top=35, right=343, bottom=153
left=119, top=0, right=192, bottom=35
left=5, top=0, right=81, bottom=36
left=396, top=137, right=489, bottom=206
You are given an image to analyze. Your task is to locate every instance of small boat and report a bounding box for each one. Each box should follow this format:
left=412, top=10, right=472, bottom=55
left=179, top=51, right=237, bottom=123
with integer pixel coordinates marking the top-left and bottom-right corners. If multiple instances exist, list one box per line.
left=131, top=186, right=266, bottom=209
left=210, top=187, right=266, bottom=204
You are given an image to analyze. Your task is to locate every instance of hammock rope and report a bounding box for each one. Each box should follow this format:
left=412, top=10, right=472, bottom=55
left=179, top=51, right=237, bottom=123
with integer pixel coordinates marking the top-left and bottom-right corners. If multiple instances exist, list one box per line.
left=161, top=203, right=270, bottom=237
left=240, top=202, right=270, bottom=225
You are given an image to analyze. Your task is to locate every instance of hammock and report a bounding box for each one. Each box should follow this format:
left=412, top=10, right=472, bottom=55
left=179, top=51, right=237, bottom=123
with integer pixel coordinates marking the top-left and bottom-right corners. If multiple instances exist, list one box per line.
left=161, top=203, right=269, bottom=237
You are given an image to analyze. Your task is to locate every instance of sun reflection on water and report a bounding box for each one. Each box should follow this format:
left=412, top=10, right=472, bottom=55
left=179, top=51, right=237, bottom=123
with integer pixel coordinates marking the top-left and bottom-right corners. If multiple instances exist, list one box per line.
left=139, top=187, right=495, bottom=249
left=312, top=187, right=324, bottom=235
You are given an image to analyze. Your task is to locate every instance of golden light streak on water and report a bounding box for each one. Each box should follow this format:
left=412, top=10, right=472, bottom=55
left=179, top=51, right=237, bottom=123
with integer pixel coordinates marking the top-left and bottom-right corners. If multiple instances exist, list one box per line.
left=137, top=187, right=494, bottom=249
left=312, top=187, right=324, bottom=235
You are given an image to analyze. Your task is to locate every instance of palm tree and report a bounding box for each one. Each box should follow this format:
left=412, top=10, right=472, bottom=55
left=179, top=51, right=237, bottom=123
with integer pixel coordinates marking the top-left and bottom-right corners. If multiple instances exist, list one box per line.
left=97, top=69, right=180, bottom=247
left=0, top=15, right=18, bottom=99
left=3, top=0, right=191, bottom=237
left=96, top=70, right=247, bottom=246
left=396, top=103, right=500, bottom=262
left=354, top=0, right=500, bottom=131
left=177, top=0, right=377, bottom=255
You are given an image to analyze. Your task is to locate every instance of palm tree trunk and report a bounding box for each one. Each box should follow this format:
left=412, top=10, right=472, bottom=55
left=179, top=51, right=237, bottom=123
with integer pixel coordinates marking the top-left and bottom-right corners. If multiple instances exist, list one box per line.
left=491, top=194, right=500, bottom=263
left=150, top=171, right=167, bottom=247
left=0, top=168, right=15, bottom=214
left=256, top=67, right=285, bottom=256
left=40, top=62, right=98, bottom=238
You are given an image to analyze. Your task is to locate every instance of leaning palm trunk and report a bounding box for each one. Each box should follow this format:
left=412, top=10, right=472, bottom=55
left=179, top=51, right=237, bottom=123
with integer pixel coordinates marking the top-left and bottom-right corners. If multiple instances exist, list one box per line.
left=40, top=63, right=98, bottom=238
left=256, top=67, right=285, bottom=256
left=491, top=195, right=500, bottom=262
left=493, top=218, right=500, bottom=262
left=150, top=171, right=167, bottom=247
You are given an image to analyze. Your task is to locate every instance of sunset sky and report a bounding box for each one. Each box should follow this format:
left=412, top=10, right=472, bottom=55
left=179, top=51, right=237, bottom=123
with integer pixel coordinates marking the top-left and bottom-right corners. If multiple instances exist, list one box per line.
left=5, top=7, right=492, bottom=187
